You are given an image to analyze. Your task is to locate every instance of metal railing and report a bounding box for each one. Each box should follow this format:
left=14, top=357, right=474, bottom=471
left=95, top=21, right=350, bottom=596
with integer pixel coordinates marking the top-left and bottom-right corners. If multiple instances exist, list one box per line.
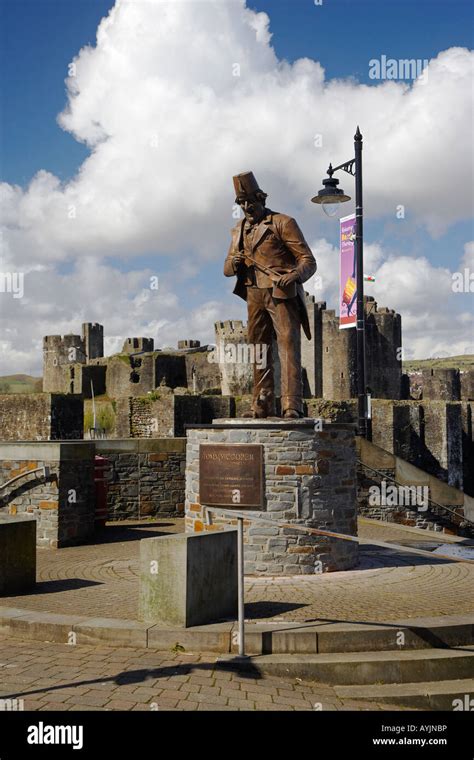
left=357, top=459, right=474, bottom=531
left=0, top=466, right=50, bottom=493
left=203, top=505, right=474, bottom=657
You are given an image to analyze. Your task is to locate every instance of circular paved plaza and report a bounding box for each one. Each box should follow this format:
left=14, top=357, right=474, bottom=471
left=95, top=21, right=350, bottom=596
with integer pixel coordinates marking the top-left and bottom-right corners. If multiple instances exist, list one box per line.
left=2, top=518, right=473, bottom=625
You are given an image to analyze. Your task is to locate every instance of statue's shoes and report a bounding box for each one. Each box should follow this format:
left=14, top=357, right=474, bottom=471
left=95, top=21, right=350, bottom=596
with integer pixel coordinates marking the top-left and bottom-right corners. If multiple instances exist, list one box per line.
left=282, top=409, right=301, bottom=419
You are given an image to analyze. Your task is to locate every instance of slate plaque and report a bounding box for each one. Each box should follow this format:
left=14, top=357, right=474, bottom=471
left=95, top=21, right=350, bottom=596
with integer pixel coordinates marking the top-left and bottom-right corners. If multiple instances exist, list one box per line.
left=199, top=444, right=263, bottom=508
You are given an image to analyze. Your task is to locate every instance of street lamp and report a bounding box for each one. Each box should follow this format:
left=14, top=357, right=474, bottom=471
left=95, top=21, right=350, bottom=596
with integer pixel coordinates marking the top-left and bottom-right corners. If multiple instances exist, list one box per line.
left=311, top=126, right=370, bottom=439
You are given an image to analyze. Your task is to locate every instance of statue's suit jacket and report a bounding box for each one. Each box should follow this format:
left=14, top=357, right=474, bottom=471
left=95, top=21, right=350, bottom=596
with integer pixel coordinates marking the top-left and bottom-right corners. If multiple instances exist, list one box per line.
left=224, top=210, right=317, bottom=340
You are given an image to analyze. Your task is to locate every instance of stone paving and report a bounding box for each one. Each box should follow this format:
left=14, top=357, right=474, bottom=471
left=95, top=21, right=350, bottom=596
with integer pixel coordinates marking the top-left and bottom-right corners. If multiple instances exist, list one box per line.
left=1, top=518, right=471, bottom=712
left=1, top=518, right=473, bottom=624
left=0, top=637, right=411, bottom=711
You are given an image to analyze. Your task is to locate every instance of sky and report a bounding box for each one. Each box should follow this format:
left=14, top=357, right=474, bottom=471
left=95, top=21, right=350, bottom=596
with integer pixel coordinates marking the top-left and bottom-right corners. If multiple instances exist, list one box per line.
left=0, top=0, right=473, bottom=375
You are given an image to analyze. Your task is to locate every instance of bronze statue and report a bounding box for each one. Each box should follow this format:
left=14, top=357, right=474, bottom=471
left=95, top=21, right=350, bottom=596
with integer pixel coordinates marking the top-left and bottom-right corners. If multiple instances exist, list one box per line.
left=224, top=171, right=317, bottom=418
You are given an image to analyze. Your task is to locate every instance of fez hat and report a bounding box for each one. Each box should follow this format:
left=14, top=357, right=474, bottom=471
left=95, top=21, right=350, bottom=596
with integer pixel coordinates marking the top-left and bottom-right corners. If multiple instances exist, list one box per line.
left=233, top=171, right=267, bottom=203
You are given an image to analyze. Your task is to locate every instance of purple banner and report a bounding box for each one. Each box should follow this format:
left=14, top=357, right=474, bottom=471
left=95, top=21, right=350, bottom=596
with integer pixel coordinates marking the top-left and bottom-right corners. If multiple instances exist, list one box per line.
left=340, top=214, right=356, bottom=329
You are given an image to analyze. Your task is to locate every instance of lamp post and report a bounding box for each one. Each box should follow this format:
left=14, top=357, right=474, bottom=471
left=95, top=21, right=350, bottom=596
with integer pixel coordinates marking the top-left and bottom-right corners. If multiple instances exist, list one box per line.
left=311, top=126, right=369, bottom=438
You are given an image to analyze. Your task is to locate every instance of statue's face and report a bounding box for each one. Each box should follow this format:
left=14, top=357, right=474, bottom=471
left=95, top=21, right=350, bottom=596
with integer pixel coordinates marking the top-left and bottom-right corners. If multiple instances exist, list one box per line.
left=239, top=195, right=266, bottom=225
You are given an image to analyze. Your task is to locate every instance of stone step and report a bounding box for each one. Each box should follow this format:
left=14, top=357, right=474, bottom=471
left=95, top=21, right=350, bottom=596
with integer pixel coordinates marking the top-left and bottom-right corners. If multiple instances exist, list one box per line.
left=238, top=616, right=474, bottom=655
left=220, top=646, right=474, bottom=684
left=333, top=679, right=474, bottom=711
left=2, top=606, right=474, bottom=655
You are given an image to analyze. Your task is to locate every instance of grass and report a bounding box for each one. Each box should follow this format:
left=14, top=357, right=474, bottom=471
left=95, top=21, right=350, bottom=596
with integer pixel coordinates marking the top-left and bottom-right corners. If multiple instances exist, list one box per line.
left=0, top=374, right=42, bottom=393
left=403, top=355, right=474, bottom=372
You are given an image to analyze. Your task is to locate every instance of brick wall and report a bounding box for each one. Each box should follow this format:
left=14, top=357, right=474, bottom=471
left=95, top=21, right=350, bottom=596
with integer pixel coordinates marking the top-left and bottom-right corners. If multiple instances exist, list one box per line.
left=94, top=439, right=186, bottom=519
left=0, top=442, right=95, bottom=548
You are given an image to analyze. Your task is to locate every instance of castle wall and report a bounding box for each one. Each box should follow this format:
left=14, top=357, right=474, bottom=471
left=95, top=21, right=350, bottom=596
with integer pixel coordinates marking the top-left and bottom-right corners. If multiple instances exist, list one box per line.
left=461, top=369, right=474, bottom=400
left=461, top=401, right=474, bottom=495
left=154, top=353, right=187, bottom=389
left=405, top=368, right=474, bottom=402
left=115, top=394, right=202, bottom=438
left=0, top=394, right=83, bottom=441
left=302, top=398, right=470, bottom=496
left=105, top=354, right=155, bottom=398
left=422, top=368, right=461, bottom=401
left=79, top=365, right=107, bottom=399
left=184, top=349, right=221, bottom=393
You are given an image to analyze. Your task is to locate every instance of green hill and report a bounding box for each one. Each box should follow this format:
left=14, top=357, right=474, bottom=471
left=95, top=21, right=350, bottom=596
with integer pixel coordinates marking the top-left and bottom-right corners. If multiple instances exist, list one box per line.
left=403, top=355, right=474, bottom=372
left=0, top=375, right=42, bottom=393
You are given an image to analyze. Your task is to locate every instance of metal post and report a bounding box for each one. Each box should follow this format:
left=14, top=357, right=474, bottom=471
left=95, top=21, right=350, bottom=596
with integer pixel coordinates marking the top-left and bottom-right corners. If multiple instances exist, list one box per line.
left=237, top=517, right=245, bottom=657
left=354, top=126, right=367, bottom=438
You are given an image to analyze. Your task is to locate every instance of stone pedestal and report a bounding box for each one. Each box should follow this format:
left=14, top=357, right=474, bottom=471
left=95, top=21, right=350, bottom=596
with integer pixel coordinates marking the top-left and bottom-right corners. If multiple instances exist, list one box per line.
left=139, top=531, right=238, bottom=627
left=185, top=419, right=358, bottom=575
left=0, top=515, right=36, bottom=595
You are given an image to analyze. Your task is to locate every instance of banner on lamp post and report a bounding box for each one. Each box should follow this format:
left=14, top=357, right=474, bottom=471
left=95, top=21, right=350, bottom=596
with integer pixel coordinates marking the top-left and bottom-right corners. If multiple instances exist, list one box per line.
left=340, top=213, right=357, bottom=329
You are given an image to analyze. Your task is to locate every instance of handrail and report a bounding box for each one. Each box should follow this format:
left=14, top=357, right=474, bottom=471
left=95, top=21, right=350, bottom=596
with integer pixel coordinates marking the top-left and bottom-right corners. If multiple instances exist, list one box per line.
left=0, top=466, right=50, bottom=493
left=357, top=459, right=474, bottom=529
left=203, top=504, right=474, bottom=657
left=203, top=506, right=474, bottom=564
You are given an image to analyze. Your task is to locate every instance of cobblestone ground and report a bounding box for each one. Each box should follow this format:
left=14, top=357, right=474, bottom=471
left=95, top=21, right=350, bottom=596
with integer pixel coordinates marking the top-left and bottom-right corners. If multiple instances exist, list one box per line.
left=1, top=519, right=473, bottom=623
left=0, top=637, right=410, bottom=711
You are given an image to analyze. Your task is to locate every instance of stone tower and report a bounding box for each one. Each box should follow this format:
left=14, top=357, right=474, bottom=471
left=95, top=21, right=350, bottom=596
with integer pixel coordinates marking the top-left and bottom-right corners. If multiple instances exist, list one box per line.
left=214, top=321, right=253, bottom=396
left=42, top=334, right=86, bottom=393
left=321, top=309, right=358, bottom=400
left=302, top=296, right=325, bottom=397
left=82, top=323, right=104, bottom=361
left=122, top=337, right=154, bottom=354
left=364, top=298, right=402, bottom=399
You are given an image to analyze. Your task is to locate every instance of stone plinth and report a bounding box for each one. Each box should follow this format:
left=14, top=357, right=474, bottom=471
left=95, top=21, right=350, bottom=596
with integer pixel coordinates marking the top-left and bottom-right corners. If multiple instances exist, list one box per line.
left=185, top=419, right=358, bottom=575
left=139, top=531, right=238, bottom=627
left=0, top=514, right=36, bottom=594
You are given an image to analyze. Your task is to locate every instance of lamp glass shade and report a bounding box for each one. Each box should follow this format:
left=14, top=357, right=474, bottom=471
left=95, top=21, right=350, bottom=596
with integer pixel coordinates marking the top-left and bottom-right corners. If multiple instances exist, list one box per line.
left=322, top=199, right=345, bottom=217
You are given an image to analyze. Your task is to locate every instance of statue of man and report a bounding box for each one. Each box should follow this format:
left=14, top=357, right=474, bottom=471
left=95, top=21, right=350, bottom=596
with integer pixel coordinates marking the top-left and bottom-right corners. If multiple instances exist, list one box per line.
left=224, top=171, right=317, bottom=418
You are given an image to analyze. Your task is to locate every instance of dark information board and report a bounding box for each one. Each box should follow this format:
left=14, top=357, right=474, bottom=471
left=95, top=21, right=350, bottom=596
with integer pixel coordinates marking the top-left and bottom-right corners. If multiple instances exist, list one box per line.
left=199, top=443, right=264, bottom=508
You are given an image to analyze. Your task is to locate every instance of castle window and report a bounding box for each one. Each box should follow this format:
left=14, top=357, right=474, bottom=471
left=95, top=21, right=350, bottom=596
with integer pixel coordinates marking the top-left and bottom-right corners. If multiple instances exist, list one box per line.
left=325, top=347, right=329, bottom=353
left=133, top=338, right=139, bottom=348
left=70, top=368, right=75, bottom=379
left=130, top=371, right=140, bottom=384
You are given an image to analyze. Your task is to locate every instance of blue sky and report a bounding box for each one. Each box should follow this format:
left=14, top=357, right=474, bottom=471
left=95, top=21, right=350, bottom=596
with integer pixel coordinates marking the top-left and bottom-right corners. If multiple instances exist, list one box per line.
left=0, top=0, right=473, bottom=371
left=2, top=0, right=473, bottom=186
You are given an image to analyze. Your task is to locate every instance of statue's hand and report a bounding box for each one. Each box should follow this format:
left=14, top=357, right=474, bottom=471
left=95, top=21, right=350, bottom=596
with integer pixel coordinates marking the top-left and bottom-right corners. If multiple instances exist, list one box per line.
left=276, top=271, right=299, bottom=287
left=233, top=253, right=246, bottom=267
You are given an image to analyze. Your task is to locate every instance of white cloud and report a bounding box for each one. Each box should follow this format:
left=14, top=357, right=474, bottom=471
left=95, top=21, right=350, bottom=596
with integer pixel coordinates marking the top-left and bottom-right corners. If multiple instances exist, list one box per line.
left=460, top=241, right=474, bottom=269
left=0, top=0, right=473, bottom=373
left=305, top=238, right=474, bottom=361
